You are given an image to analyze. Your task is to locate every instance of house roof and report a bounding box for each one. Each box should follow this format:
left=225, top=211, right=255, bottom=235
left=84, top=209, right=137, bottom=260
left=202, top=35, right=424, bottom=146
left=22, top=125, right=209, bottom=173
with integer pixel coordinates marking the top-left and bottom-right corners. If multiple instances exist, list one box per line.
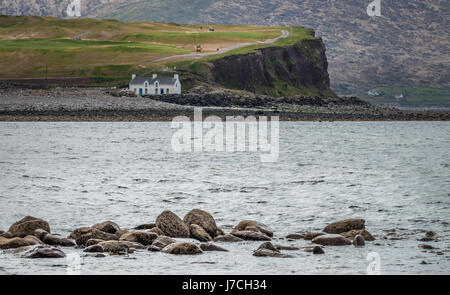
left=130, top=76, right=177, bottom=86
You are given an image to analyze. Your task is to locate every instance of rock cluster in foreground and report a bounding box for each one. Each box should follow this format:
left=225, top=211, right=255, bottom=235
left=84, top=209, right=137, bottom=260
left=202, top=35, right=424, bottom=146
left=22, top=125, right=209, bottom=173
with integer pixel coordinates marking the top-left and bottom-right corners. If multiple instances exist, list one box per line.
left=1, top=213, right=378, bottom=259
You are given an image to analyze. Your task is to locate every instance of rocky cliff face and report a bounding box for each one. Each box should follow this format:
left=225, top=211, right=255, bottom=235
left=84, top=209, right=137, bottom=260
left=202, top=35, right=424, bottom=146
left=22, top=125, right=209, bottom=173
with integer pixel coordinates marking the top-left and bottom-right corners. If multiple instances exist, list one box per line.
left=205, top=38, right=334, bottom=97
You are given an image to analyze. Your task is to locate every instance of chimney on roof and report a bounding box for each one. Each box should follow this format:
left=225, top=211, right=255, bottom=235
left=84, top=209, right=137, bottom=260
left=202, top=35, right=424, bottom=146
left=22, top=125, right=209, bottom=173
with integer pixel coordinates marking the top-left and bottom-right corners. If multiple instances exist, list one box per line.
left=174, top=74, right=179, bottom=80
left=152, top=74, right=157, bottom=79
left=131, top=74, right=136, bottom=80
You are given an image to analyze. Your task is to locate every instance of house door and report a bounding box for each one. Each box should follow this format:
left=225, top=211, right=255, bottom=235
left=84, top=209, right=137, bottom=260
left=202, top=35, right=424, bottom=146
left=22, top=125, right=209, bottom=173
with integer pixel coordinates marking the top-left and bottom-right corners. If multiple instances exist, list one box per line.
left=139, top=88, right=143, bottom=95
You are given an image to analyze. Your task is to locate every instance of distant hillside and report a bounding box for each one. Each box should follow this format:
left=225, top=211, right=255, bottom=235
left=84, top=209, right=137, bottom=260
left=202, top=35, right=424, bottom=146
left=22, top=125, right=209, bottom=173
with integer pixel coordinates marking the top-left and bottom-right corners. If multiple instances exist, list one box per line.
left=0, top=16, right=335, bottom=97
left=1, top=0, right=448, bottom=98
left=0, top=16, right=284, bottom=79
left=363, top=87, right=450, bottom=108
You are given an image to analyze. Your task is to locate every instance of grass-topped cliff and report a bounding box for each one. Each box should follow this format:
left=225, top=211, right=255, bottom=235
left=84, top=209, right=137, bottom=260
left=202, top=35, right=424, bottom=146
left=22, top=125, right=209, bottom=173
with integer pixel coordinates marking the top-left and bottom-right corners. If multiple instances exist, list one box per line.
left=0, top=15, right=334, bottom=97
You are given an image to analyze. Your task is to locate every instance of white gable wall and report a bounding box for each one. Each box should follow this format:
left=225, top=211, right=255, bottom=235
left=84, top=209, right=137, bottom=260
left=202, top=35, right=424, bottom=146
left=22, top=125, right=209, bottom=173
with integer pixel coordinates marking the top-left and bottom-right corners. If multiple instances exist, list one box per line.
left=129, top=75, right=181, bottom=96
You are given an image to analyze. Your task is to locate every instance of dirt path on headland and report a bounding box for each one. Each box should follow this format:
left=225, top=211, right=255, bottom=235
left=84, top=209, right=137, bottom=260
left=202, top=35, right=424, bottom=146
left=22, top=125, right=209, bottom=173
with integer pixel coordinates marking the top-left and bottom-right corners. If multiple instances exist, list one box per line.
left=153, top=30, right=290, bottom=62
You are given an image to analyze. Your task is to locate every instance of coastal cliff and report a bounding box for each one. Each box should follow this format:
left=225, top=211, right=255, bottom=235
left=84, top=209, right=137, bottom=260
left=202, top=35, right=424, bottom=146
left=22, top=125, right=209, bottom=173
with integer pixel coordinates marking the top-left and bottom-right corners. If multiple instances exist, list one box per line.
left=197, top=38, right=335, bottom=98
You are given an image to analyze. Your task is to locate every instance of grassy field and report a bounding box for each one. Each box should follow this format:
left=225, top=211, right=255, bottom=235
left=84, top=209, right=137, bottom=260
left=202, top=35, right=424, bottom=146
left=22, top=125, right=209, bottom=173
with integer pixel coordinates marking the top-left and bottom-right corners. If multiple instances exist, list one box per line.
left=0, top=15, right=298, bottom=82
left=364, top=87, right=450, bottom=108
left=166, top=27, right=316, bottom=78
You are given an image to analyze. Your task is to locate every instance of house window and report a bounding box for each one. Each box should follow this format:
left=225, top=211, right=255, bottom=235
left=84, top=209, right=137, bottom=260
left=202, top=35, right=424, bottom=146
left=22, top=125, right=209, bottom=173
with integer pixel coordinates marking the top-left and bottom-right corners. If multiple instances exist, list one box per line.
left=166, top=89, right=169, bottom=94
left=160, top=89, right=164, bottom=94
left=155, top=88, right=158, bottom=95
left=144, top=82, right=148, bottom=87
left=145, top=88, right=148, bottom=94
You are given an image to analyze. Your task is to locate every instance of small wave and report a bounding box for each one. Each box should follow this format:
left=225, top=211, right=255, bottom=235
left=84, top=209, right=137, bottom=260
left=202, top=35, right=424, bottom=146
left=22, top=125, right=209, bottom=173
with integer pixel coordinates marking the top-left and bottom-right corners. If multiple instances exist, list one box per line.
left=132, top=178, right=149, bottom=183
left=46, top=186, right=61, bottom=191
left=241, top=186, right=269, bottom=191
left=208, top=187, right=234, bottom=193
left=289, top=180, right=325, bottom=185
left=158, top=179, right=171, bottom=183
left=168, top=192, right=196, bottom=198
left=22, top=175, right=64, bottom=181
left=104, top=192, right=125, bottom=196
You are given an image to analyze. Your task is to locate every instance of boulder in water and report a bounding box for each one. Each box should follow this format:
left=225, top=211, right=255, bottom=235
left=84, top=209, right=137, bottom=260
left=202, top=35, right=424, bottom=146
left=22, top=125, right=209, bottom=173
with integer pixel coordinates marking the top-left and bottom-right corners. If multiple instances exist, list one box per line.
left=304, top=232, right=325, bottom=240
left=155, top=210, right=190, bottom=238
left=313, top=246, right=325, bottom=254
left=214, top=234, right=243, bottom=243
left=200, top=243, right=228, bottom=252
left=22, top=246, right=65, bottom=258
left=33, top=229, right=49, bottom=241
left=340, top=229, right=375, bottom=241
left=86, top=239, right=104, bottom=246
left=149, top=227, right=165, bottom=235
left=323, top=219, right=365, bottom=234
left=183, top=209, right=218, bottom=238
left=84, top=244, right=104, bottom=253
left=253, top=242, right=294, bottom=258
left=92, top=221, right=120, bottom=234
left=0, top=235, right=43, bottom=249
left=69, top=227, right=118, bottom=246
left=418, top=244, right=438, bottom=250
left=152, top=235, right=176, bottom=249
left=286, top=233, right=304, bottom=240
left=43, top=234, right=75, bottom=247
left=97, top=240, right=144, bottom=253
left=190, top=224, right=212, bottom=242
left=215, top=228, right=225, bottom=237
left=134, top=224, right=156, bottom=230
left=312, top=234, right=352, bottom=246
left=119, top=231, right=158, bottom=246
left=233, top=220, right=273, bottom=237
left=257, top=242, right=279, bottom=252
left=231, top=230, right=271, bottom=241
left=353, top=234, right=365, bottom=247
left=148, top=245, right=163, bottom=252
left=162, top=242, right=203, bottom=255
left=418, top=231, right=437, bottom=242
left=8, top=216, right=51, bottom=238
left=275, top=244, right=300, bottom=251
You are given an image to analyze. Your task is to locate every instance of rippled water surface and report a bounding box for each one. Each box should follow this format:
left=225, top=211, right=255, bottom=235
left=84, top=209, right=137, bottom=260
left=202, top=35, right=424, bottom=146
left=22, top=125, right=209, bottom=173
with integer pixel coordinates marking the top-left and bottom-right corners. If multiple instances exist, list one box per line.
left=0, top=122, right=449, bottom=274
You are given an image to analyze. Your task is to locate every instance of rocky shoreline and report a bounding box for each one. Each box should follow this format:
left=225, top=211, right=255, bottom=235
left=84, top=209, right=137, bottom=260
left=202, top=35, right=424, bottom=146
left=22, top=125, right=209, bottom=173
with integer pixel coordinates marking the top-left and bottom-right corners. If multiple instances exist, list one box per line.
left=0, top=213, right=374, bottom=259
left=0, top=87, right=448, bottom=121
left=1, top=212, right=442, bottom=262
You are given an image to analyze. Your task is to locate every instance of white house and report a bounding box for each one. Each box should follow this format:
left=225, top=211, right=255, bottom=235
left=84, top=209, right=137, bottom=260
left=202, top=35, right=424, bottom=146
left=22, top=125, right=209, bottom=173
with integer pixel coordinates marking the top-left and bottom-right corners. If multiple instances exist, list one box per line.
left=368, top=89, right=381, bottom=97
left=129, top=74, right=181, bottom=95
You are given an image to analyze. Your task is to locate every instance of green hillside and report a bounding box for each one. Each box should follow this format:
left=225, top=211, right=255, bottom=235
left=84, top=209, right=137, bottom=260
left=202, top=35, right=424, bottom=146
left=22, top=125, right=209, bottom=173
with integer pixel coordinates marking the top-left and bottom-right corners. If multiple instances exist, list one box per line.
left=0, top=15, right=301, bottom=84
